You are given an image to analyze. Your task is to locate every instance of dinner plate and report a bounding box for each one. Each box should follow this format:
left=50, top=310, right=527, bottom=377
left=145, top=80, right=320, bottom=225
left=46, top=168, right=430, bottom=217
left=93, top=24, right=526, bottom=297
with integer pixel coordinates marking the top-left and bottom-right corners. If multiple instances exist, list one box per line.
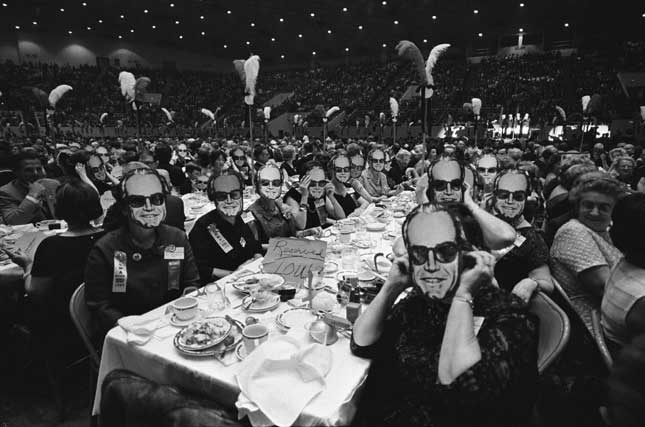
left=242, top=294, right=281, bottom=313
left=275, top=307, right=317, bottom=332
left=174, top=318, right=244, bottom=357
left=323, top=261, right=338, bottom=274
left=232, top=273, right=285, bottom=294
left=235, top=342, right=248, bottom=361
left=366, top=223, right=387, bottom=232
left=392, top=211, right=406, bottom=218
left=353, top=240, right=371, bottom=249
left=358, top=270, right=376, bottom=281
left=175, top=317, right=232, bottom=351
left=169, top=309, right=207, bottom=327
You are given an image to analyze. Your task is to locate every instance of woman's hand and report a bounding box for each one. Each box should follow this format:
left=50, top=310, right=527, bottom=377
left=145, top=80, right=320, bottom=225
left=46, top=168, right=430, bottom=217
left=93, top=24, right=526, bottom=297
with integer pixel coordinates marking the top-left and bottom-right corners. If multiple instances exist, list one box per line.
left=383, top=255, right=410, bottom=297
left=512, top=278, right=539, bottom=303
left=462, top=182, right=477, bottom=209
left=298, top=175, right=311, bottom=197
left=3, top=247, right=31, bottom=270
left=75, top=162, right=88, bottom=179
left=324, top=182, right=335, bottom=198
left=456, top=251, right=495, bottom=297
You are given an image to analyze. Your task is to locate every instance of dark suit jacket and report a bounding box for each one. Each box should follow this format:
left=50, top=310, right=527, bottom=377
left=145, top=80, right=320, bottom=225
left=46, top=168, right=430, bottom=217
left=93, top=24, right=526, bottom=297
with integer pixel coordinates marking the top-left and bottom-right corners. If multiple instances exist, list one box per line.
left=0, top=179, right=55, bottom=225
left=102, top=194, right=186, bottom=231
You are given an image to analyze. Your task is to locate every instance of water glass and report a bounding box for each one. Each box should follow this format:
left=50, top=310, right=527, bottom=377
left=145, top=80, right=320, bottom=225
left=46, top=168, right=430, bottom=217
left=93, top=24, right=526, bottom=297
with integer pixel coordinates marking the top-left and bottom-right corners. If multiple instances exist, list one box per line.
left=341, top=247, right=359, bottom=271
left=206, top=284, right=227, bottom=312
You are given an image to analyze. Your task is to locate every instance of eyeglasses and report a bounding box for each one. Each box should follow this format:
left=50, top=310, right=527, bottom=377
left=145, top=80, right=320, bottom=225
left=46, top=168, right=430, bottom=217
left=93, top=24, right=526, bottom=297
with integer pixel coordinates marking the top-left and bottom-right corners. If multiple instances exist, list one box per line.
left=309, top=180, right=328, bottom=188
left=371, top=158, right=385, bottom=164
left=494, top=189, right=526, bottom=202
left=334, top=167, right=350, bottom=173
left=196, top=180, right=209, bottom=186
left=409, top=241, right=459, bottom=266
left=260, top=179, right=281, bottom=187
left=97, top=151, right=108, bottom=156
left=213, top=189, right=242, bottom=202
left=125, top=193, right=165, bottom=208
left=431, top=179, right=462, bottom=192
left=88, top=166, right=103, bottom=173
left=477, top=167, right=498, bottom=174
left=177, top=149, right=187, bottom=153
left=350, top=164, right=364, bottom=170
left=233, top=155, right=246, bottom=161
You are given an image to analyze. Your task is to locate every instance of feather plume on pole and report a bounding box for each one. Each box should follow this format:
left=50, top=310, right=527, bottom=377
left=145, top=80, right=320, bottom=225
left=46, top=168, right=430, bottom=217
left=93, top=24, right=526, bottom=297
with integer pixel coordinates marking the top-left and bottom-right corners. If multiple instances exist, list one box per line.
left=555, top=106, right=567, bottom=123
left=99, top=112, right=108, bottom=124
left=263, top=106, right=271, bottom=120
left=579, top=95, right=591, bottom=149
left=200, top=108, right=215, bottom=121
left=325, top=106, right=340, bottom=118
left=244, top=55, right=260, bottom=106
left=471, top=98, right=482, bottom=147
left=48, top=85, right=72, bottom=108
left=134, top=77, right=151, bottom=100
left=161, top=107, right=174, bottom=124
left=586, top=94, right=602, bottom=115
left=425, top=43, right=450, bottom=99
left=364, top=115, right=370, bottom=129
left=396, top=40, right=430, bottom=143
left=581, top=95, right=591, bottom=113
left=390, top=97, right=399, bottom=144
left=118, top=71, right=136, bottom=102
left=640, top=106, right=645, bottom=121
left=263, top=106, right=271, bottom=143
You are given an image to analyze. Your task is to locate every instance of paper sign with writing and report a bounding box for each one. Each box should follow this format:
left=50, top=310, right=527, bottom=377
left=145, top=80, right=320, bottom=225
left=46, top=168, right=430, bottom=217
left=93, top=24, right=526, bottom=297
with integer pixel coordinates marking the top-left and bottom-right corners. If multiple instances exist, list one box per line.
left=262, top=238, right=327, bottom=286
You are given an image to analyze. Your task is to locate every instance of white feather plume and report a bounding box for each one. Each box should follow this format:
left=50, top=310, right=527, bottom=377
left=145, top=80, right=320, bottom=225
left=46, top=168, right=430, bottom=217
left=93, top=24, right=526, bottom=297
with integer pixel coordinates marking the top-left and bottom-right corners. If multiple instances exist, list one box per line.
left=118, top=71, right=136, bottom=102
left=501, top=114, right=506, bottom=120
left=379, top=112, right=386, bottom=122
left=48, top=84, right=73, bottom=108
left=581, top=95, right=591, bottom=112
left=555, top=106, right=566, bottom=122
left=640, top=106, right=645, bottom=121
left=99, top=112, right=108, bottom=124
left=389, top=97, right=399, bottom=118
left=200, top=108, right=215, bottom=121
left=244, top=55, right=260, bottom=106
left=263, top=106, right=271, bottom=120
left=293, top=114, right=300, bottom=124
left=425, top=44, right=450, bottom=82
left=471, top=98, right=482, bottom=116
left=161, top=107, right=173, bottom=123
left=325, top=106, right=340, bottom=118
left=523, top=113, right=530, bottom=120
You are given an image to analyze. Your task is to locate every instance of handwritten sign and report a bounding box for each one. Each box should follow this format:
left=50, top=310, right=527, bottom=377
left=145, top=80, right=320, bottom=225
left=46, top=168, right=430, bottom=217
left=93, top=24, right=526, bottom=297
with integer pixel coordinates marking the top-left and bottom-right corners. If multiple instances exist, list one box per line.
left=262, top=237, right=327, bottom=287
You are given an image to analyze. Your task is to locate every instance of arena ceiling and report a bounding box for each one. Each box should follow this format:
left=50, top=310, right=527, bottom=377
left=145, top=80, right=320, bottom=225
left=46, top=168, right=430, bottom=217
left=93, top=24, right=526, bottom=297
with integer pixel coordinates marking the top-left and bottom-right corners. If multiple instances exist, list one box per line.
left=2, top=0, right=644, bottom=64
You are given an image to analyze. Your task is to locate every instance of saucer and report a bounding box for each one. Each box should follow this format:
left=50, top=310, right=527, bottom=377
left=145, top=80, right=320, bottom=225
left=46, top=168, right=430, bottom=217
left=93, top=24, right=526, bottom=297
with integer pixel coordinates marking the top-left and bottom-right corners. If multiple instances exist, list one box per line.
left=169, top=309, right=206, bottom=327
left=242, top=295, right=281, bottom=313
left=366, top=223, right=386, bottom=232
left=358, top=270, right=376, bottom=281
left=235, top=342, right=248, bottom=360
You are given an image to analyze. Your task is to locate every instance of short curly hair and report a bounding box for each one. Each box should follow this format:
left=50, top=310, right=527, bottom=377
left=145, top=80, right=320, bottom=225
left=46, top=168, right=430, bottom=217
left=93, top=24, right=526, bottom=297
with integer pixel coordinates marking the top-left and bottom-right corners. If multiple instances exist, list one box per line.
left=568, top=172, right=625, bottom=209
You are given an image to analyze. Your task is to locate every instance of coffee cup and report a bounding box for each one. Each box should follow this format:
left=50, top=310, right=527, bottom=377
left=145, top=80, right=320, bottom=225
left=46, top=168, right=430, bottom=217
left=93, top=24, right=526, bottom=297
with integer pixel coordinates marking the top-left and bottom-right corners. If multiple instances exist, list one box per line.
left=242, top=323, right=269, bottom=354
left=171, top=297, right=199, bottom=321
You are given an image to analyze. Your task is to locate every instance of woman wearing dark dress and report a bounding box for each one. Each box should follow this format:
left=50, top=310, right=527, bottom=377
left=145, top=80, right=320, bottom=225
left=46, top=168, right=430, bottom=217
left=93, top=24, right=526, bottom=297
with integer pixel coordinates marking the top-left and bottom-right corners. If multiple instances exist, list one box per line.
left=486, top=169, right=554, bottom=302
left=328, top=153, right=368, bottom=217
left=351, top=204, right=538, bottom=427
left=229, top=146, right=253, bottom=186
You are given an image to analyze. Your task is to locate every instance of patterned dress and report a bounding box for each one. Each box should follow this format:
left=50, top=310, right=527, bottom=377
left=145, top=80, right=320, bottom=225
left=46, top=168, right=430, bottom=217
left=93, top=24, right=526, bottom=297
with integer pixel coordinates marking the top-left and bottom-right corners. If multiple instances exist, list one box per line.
left=350, top=285, right=539, bottom=427
left=550, top=219, right=622, bottom=335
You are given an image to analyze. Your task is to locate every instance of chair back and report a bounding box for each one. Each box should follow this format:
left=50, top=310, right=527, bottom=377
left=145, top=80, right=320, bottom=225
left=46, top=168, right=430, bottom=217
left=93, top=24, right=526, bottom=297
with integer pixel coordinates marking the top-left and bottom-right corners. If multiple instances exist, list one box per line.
left=69, top=283, right=100, bottom=369
left=591, top=309, right=614, bottom=369
left=529, top=291, right=571, bottom=374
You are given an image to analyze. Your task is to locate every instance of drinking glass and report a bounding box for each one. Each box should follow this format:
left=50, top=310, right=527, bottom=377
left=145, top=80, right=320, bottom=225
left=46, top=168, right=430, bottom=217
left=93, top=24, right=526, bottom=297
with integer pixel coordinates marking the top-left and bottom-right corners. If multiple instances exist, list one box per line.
left=206, top=284, right=227, bottom=312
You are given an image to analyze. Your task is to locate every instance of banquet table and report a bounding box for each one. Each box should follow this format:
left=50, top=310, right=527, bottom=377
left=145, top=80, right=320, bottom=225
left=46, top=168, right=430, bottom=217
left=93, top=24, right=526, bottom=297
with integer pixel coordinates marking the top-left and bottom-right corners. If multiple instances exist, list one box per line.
left=92, top=193, right=416, bottom=426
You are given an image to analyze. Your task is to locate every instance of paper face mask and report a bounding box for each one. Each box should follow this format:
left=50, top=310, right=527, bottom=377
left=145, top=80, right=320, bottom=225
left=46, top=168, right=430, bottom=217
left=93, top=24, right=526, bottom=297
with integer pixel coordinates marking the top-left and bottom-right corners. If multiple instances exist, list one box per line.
left=125, top=174, right=167, bottom=229
left=308, top=168, right=326, bottom=200
left=476, top=155, right=498, bottom=188
left=213, top=175, right=243, bottom=218
left=493, top=173, right=527, bottom=223
left=370, top=151, right=385, bottom=172
left=258, top=166, right=282, bottom=200
left=333, top=157, right=351, bottom=184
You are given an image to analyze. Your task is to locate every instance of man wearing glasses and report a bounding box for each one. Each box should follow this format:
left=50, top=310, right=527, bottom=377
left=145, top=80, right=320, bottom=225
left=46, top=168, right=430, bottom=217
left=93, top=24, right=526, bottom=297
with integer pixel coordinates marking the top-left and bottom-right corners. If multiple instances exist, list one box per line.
left=189, top=170, right=262, bottom=282
left=360, top=148, right=402, bottom=198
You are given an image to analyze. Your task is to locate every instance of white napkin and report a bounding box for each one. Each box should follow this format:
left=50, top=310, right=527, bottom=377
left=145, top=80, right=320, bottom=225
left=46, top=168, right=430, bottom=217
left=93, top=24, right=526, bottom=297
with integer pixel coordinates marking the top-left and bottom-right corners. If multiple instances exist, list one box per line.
left=236, top=336, right=332, bottom=427
left=117, top=312, right=165, bottom=345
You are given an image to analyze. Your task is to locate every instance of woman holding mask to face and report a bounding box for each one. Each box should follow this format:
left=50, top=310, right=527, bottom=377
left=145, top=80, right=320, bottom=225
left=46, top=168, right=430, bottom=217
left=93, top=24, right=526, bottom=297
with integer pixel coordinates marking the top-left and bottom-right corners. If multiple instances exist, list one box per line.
left=360, top=148, right=403, bottom=198
left=328, top=153, right=368, bottom=217
left=189, top=170, right=262, bottom=282
left=228, top=146, right=253, bottom=186
left=486, top=169, right=554, bottom=303
left=351, top=204, right=538, bottom=427
left=284, top=162, right=346, bottom=230
left=85, top=168, right=200, bottom=338
left=248, top=164, right=297, bottom=243
left=348, top=153, right=380, bottom=204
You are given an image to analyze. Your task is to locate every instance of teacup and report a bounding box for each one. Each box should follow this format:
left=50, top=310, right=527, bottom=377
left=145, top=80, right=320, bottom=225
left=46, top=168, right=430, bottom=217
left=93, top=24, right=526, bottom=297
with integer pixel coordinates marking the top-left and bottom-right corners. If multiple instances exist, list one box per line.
left=171, top=297, right=199, bottom=321
left=242, top=323, right=269, bottom=354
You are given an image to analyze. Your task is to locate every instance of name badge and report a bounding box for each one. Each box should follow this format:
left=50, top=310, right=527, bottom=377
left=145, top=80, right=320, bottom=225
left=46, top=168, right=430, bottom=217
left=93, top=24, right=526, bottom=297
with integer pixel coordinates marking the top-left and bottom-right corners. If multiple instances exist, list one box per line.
left=164, top=245, right=184, bottom=260
left=167, top=260, right=181, bottom=290
left=208, top=224, right=233, bottom=253
left=346, top=187, right=355, bottom=195
left=112, top=251, right=128, bottom=293
left=513, top=234, right=527, bottom=248
left=314, top=198, right=325, bottom=208
left=242, top=212, right=255, bottom=224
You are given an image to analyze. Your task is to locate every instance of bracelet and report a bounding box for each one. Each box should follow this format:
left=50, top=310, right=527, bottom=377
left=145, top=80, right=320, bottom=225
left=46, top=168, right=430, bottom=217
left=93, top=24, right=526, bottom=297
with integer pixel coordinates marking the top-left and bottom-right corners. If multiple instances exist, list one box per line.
left=25, top=195, right=40, bottom=204
left=452, top=294, right=474, bottom=309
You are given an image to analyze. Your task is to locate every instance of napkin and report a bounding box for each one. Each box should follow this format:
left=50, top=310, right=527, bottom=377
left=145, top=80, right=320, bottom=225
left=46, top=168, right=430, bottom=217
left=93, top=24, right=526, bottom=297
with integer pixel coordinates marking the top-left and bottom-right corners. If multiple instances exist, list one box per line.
left=236, top=336, right=332, bottom=427
left=117, top=312, right=165, bottom=345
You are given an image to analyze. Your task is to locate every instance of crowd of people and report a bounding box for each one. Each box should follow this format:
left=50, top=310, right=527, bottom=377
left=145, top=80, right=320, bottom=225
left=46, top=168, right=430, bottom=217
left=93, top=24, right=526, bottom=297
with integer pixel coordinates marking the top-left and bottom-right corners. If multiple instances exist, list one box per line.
left=2, top=41, right=644, bottom=137
left=1, top=123, right=645, bottom=425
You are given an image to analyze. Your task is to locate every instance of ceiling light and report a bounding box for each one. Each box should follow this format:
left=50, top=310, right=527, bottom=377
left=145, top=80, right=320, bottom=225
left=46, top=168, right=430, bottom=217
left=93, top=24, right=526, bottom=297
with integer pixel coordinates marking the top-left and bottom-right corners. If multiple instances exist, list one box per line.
left=82, top=2, right=87, bottom=6
left=474, top=9, right=479, bottom=14
left=2, top=3, right=7, bottom=7
left=200, top=15, right=204, bottom=20
left=432, top=15, right=437, bottom=20
left=223, top=44, right=227, bottom=48
left=271, top=37, right=275, bottom=41
left=478, top=32, right=483, bottom=37
left=87, top=26, right=92, bottom=30
left=382, top=1, right=387, bottom=5
left=98, top=19, right=103, bottom=23
left=15, top=25, right=20, bottom=29
left=170, top=3, right=174, bottom=7
left=520, top=3, right=525, bottom=7
left=281, top=54, right=285, bottom=59
left=32, top=21, right=37, bottom=25
left=358, top=25, right=363, bottom=30
left=423, top=39, right=427, bottom=43
left=393, top=20, right=398, bottom=24
left=68, top=30, right=73, bottom=34
left=175, top=20, right=179, bottom=24
left=118, top=35, right=122, bottom=39
left=564, top=22, right=569, bottom=27
left=60, top=8, right=65, bottom=12
left=152, top=25, right=156, bottom=29
left=298, top=34, right=303, bottom=38
left=179, top=35, right=183, bottom=39
left=130, top=29, right=134, bottom=33
left=327, top=29, right=332, bottom=34
left=382, top=43, right=387, bottom=47
left=519, top=28, right=524, bottom=32
left=279, top=18, right=284, bottom=22
left=245, top=41, right=250, bottom=45
left=227, top=10, right=231, bottom=14
left=345, top=47, right=349, bottom=52
left=310, top=12, right=315, bottom=17
left=342, top=7, right=348, bottom=12
left=201, top=31, right=205, bottom=35
left=312, top=51, right=316, bottom=55
left=144, top=9, right=148, bottom=13
left=250, top=22, right=255, bottom=27
left=120, top=15, right=124, bottom=19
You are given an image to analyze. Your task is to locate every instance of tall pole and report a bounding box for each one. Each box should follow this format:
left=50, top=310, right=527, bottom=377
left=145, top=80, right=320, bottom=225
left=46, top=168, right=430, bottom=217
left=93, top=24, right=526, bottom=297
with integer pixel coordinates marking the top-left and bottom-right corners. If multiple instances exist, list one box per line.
left=392, top=117, right=397, bottom=145
left=248, top=105, right=253, bottom=142
left=421, top=85, right=428, bottom=144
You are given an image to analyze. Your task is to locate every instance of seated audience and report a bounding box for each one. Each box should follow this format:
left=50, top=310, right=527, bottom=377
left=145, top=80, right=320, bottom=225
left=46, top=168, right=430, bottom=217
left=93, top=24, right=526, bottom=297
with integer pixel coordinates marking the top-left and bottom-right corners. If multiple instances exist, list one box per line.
left=188, top=170, right=262, bottom=282
left=360, top=148, right=401, bottom=198
left=85, top=168, right=199, bottom=338
left=601, top=193, right=645, bottom=350
left=351, top=204, right=538, bottom=427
